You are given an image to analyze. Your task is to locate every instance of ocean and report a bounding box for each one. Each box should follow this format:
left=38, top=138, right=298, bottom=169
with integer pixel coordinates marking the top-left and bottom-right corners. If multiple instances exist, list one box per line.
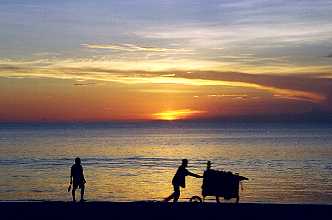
left=0, top=122, right=331, bottom=204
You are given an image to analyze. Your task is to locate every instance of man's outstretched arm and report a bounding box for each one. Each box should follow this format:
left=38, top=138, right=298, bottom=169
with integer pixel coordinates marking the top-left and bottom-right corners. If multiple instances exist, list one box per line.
left=188, top=171, right=203, bottom=178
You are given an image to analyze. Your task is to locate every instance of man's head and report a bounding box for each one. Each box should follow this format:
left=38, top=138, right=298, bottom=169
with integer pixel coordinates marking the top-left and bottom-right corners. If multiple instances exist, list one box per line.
left=75, top=157, right=81, bottom=165
left=182, top=159, right=188, bottom=167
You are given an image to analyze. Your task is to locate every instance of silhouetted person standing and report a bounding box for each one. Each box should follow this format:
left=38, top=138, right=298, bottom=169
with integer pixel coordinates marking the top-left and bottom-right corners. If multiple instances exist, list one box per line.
left=70, top=157, right=86, bottom=202
left=164, top=159, right=202, bottom=202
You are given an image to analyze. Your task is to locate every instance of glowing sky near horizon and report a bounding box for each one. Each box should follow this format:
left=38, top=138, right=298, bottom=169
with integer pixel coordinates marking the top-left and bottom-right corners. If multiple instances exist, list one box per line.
left=0, top=0, right=332, bottom=122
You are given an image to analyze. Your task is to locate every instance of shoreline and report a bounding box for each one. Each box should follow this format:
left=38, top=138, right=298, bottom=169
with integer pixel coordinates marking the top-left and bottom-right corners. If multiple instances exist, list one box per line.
left=1, top=201, right=330, bottom=220
left=0, top=199, right=331, bottom=205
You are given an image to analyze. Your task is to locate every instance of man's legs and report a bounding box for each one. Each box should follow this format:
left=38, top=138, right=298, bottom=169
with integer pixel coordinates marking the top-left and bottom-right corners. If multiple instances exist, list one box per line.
left=235, top=195, right=239, bottom=203
left=173, top=185, right=180, bottom=202
left=72, top=187, right=76, bottom=202
left=164, top=192, right=175, bottom=202
left=80, top=184, right=85, bottom=201
left=164, top=185, right=181, bottom=202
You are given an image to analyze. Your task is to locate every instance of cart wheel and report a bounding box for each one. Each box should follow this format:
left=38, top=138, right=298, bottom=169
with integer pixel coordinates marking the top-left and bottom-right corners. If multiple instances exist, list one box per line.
left=189, top=196, right=202, bottom=203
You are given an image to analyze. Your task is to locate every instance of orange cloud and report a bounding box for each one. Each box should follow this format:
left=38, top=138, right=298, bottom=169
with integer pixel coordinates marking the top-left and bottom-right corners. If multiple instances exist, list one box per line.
left=0, top=59, right=329, bottom=105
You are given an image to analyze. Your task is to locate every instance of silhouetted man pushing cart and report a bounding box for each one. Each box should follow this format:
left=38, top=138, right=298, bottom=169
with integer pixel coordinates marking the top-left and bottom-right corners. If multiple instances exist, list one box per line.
left=164, top=159, right=203, bottom=202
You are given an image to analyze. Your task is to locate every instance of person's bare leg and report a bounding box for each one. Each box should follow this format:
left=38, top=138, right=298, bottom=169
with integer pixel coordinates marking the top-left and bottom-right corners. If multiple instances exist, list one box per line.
left=80, top=185, right=85, bottom=202
left=173, top=192, right=180, bottom=202
left=164, top=186, right=180, bottom=202
left=164, top=192, right=175, bottom=202
left=72, top=189, right=76, bottom=202
left=173, top=186, right=180, bottom=202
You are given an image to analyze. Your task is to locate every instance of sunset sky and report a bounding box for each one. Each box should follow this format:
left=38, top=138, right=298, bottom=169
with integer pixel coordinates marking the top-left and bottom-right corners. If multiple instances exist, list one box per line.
left=1, top=0, right=332, bottom=122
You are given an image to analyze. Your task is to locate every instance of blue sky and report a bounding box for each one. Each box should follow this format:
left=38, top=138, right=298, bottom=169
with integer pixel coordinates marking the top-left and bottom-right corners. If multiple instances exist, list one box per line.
left=1, top=0, right=332, bottom=65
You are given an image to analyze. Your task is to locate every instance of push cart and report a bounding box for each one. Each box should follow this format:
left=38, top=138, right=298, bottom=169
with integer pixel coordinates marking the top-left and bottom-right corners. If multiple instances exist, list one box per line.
left=190, top=169, right=248, bottom=203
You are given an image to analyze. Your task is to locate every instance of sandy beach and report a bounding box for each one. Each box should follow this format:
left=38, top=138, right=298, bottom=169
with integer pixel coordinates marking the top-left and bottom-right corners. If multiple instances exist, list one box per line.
left=1, top=202, right=330, bottom=220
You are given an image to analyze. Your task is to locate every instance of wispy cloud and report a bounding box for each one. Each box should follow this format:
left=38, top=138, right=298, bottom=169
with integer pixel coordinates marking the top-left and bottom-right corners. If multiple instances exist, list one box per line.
left=73, top=82, right=97, bottom=86
left=208, top=94, right=249, bottom=99
left=33, top=52, right=61, bottom=57
left=272, top=94, right=314, bottom=102
left=138, top=89, right=196, bottom=94
left=81, top=43, right=194, bottom=54
left=136, top=22, right=332, bottom=47
left=0, top=58, right=329, bottom=104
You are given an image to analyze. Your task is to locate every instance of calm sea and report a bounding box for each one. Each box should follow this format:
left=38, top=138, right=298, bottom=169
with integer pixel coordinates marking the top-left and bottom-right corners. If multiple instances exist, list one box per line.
left=0, top=122, right=331, bottom=204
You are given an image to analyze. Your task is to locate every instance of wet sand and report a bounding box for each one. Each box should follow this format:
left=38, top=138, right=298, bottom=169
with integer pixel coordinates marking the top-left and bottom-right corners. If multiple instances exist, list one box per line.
left=1, top=201, right=330, bottom=220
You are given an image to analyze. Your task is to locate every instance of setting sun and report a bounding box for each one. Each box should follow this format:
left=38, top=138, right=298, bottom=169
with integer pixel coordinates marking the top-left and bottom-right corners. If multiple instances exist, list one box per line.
left=152, top=109, right=205, bottom=121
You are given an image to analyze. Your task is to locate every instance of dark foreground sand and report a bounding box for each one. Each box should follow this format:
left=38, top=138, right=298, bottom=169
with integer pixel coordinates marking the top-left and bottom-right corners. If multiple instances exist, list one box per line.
left=1, top=202, right=330, bottom=220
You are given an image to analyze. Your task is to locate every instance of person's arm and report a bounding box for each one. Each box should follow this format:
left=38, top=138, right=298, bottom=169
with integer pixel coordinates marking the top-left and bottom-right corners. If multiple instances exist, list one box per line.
left=82, top=166, right=86, bottom=183
left=187, top=170, right=203, bottom=178
left=239, top=176, right=249, bottom=181
left=70, top=167, right=73, bottom=184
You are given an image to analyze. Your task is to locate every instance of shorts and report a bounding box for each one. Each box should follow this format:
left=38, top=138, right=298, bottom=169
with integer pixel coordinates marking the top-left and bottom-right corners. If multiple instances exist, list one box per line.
left=73, top=181, right=85, bottom=189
